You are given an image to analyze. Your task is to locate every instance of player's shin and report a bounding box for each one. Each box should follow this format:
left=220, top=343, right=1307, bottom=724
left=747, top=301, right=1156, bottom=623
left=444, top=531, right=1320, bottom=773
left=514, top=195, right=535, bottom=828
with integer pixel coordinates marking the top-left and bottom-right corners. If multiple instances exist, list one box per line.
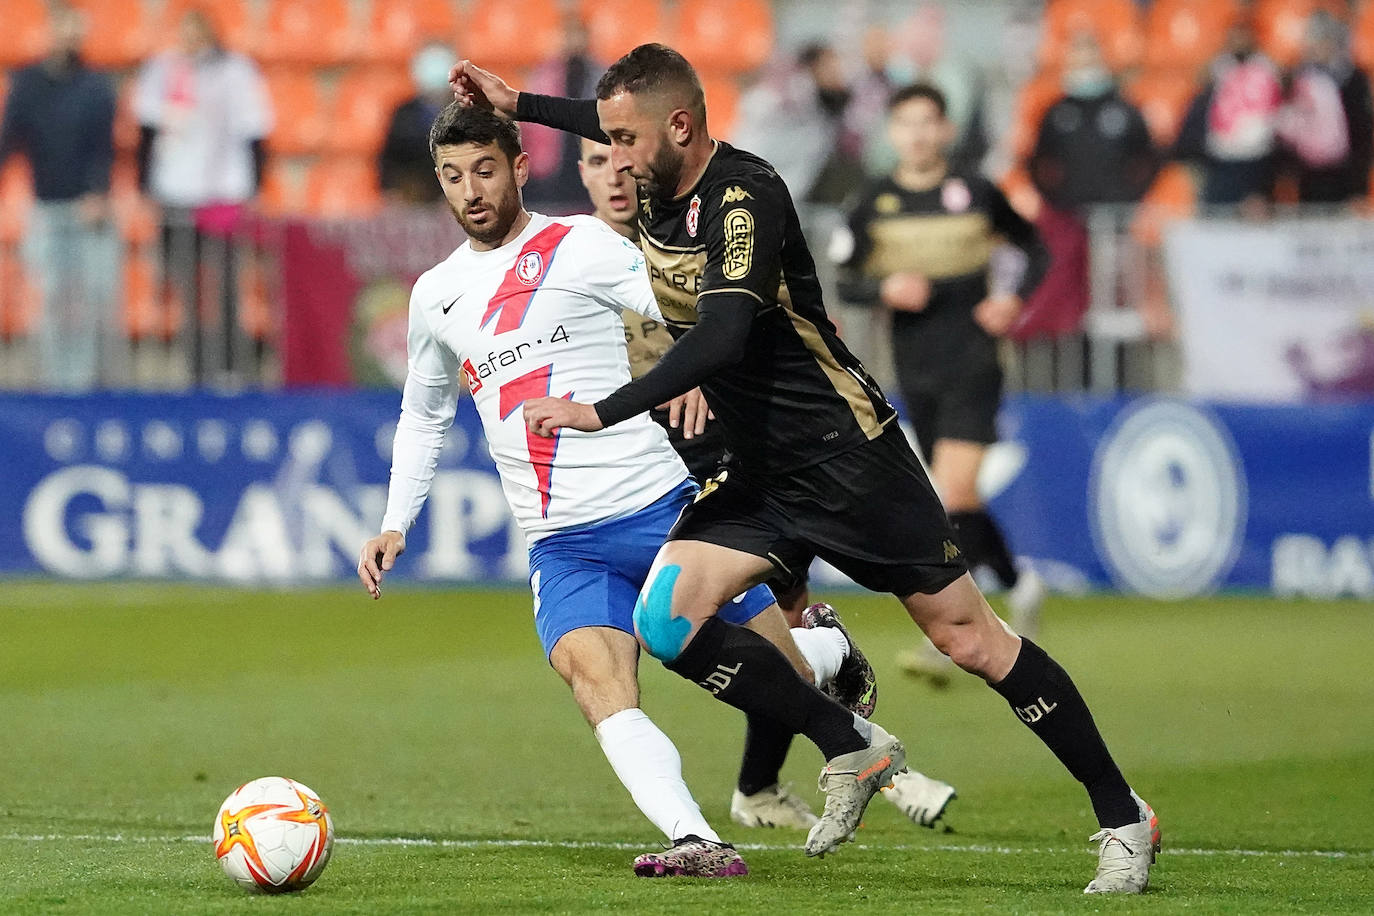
left=990, top=637, right=1139, bottom=828
left=595, top=708, right=720, bottom=842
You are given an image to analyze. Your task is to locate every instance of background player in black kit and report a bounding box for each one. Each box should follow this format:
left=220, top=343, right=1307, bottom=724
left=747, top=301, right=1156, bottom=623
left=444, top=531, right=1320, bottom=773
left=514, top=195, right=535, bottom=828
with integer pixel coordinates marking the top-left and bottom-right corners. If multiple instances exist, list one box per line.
left=454, top=45, right=1158, bottom=892
left=833, top=84, right=1050, bottom=684
left=578, top=135, right=955, bottom=833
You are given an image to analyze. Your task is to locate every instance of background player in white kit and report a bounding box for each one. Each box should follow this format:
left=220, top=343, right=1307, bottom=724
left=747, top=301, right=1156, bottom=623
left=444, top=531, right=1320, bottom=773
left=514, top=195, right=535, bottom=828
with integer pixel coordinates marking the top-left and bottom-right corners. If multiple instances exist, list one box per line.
left=357, top=104, right=865, bottom=876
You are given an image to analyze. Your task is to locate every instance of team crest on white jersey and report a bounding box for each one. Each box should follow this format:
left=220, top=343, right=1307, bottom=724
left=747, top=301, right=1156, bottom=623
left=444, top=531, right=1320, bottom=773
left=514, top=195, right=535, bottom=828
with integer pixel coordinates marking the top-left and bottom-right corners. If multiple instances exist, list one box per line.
left=516, top=251, right=545, bottom=286
left=686, top=195, right=701, bottom=237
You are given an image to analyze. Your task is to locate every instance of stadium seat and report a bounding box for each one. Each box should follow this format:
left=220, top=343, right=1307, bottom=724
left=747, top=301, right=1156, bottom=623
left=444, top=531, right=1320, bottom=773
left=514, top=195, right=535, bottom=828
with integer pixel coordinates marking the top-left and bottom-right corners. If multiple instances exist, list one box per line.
left=701, top=75, right=740, bottom=138
left=157, top=0, right=257, bottom=55
left=1143, top=0, right=1241, bottom=72
left=1008, top=71, right=1065, bottom=162
left=305, top=157, right=382, bottom=218
left=0, top=0, right=48, bottom=67
left=670, top=0, right=774, bottom=75
left=236, top=250, right=275, bottom=341
left=1131, top=162, right=1196, bottom=246
left=1254, top=0, right=1348, bottom=69
left=0, top=251, right=40, bottom=340
left=461, top=0, right=563, bottom=70
left=257, top=159, right=304, bottom=216
left=329, top=67, right=413, bottom=156
left=0, top=159, right=34, bottom=246
left=113, top=77, right=141, bottom=154
left=121, top=247, right=175, bottom=340
left=364, top=0, right=459, bottom=64
left=580, top=0, right=664, bottom=64
left=264, top=70, right=329, bottom=155
left=1124, top=69, right=1200, bottom=146
left=259, top=0, right=360, bottom=66
left=69, top=0, right=153, bottom=69
left=1350, top=0, right=1374, bottom=70
left=999, top=167, right=1042, bottom=222
left=110, top=157, right=157, bottom=246
left=1039, top=0, right=1143, bottom=72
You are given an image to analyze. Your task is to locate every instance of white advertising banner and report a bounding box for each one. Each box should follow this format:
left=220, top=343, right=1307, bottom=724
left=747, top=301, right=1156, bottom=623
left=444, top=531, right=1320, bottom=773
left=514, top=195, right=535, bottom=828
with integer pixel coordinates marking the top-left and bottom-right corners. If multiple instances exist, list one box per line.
left=1164, top=216, right=1374, bottom=402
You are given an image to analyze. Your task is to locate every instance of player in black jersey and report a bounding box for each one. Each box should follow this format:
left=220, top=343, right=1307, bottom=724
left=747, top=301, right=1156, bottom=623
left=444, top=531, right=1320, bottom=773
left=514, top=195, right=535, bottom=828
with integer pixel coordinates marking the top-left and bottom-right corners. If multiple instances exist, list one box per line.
left=578, top=136, right=954, bottom=833
left=833, top=84, right=1050, bottom=684
left=453, top=45, right=1158, bottom=891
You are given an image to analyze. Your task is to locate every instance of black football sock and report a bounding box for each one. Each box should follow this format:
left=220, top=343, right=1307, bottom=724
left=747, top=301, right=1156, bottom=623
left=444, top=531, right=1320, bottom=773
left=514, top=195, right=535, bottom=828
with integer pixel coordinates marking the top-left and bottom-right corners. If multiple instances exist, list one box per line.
left=667, top=616, right=868, bottom=760
left=950, top=509, right=1020, bottom=589
left=991, top=638, right=1138, bottom=828
left=737, top=715, right=795, bottom=796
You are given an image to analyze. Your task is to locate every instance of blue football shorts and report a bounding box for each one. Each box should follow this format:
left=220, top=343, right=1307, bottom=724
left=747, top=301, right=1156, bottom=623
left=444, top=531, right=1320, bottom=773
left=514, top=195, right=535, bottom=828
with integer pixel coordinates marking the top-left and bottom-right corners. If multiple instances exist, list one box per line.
left=527, top=480, right=777, bottom=659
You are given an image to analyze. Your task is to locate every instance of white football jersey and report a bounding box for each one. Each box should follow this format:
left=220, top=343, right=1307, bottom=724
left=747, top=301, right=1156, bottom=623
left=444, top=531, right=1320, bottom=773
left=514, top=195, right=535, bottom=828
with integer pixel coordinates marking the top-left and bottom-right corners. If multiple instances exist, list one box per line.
left=383, top=212, right=690, bottom=541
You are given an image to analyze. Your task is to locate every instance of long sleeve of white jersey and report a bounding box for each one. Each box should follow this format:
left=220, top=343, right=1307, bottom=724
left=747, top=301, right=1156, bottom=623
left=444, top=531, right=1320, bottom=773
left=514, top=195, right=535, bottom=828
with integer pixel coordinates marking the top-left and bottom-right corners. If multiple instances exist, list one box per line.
left=379, top=282, right=461, bottom=534
left=574, top=219, right=662, bottom=321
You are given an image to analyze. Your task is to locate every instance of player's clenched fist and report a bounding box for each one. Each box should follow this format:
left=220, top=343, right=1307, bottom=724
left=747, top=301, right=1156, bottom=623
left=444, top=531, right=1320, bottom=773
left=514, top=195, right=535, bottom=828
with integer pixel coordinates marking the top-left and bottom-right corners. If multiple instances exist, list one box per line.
left=523, top=397, right=605, bottom=438
left=358, top=530, right=406, bottom=600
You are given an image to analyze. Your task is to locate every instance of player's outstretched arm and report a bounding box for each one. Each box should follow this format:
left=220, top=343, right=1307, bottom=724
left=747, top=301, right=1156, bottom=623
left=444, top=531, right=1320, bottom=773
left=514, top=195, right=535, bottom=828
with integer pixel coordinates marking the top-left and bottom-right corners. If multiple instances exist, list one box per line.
left=358, top=530, right=406, bottom=600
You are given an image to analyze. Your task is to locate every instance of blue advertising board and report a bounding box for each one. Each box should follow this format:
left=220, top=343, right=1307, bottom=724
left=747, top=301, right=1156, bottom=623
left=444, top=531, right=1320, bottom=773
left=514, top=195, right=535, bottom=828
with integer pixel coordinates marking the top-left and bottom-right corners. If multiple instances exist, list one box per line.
left=0, top=392, right=1370, bottom=597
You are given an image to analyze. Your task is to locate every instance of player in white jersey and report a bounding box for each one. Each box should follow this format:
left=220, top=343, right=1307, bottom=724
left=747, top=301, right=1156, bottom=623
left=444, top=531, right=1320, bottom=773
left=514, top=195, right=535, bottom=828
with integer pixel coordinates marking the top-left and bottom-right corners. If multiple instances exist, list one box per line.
left=357, top=105, right=864, bottom=876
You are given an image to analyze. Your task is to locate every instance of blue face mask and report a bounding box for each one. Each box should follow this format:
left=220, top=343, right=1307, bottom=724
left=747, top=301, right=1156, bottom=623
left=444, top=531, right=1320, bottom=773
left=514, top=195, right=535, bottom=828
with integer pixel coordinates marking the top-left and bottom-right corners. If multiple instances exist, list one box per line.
left=412, top=46, right=457, bottom=95
left=1063, top=66, right=1114, bottom=99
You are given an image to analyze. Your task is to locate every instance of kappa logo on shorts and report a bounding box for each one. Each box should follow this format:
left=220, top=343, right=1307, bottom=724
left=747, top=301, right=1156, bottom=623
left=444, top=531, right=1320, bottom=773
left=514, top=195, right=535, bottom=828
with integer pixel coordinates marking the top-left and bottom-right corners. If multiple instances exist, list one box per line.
left=942, top=539, right=961, bottom=562
left=722, top=185, right=753, bottom=205
left=722, top=208, right=754, bottom=280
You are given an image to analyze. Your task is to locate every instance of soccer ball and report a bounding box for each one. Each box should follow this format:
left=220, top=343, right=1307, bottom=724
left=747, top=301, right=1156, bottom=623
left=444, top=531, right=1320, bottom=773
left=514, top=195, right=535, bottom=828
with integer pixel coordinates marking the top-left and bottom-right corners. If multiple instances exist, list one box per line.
left=213, top=776, right=334, bottom=893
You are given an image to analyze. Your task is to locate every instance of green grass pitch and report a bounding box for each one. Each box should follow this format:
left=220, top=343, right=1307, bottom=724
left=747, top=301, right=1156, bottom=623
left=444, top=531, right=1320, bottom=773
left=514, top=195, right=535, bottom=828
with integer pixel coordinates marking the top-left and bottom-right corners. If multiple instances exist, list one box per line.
left=1, top=582, right=1371, bottom=914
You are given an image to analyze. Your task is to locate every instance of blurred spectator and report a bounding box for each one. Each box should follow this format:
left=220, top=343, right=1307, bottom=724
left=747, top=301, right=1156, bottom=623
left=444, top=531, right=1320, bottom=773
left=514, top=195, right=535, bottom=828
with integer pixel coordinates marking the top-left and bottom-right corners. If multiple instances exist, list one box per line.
left=1174, top=18, right=1282, bottom=213
left=0, top=3, right=119, bottom=391
left=865, top=4, right=987, bottom=174
left=1021, top=30, right=1156, bottom=340
left=841, top=27, right=897, bottom=171
left=379, top=42, right=458, bottom=204
left=1029, top=30, right=1158, bottom=210
left=733, top=43, right=854, bottom=209
left=1276, top=11, right=1373, bottom=206
left=521, top=16, right=601, bottom=212
left=134, top=6, right=272, bottom=383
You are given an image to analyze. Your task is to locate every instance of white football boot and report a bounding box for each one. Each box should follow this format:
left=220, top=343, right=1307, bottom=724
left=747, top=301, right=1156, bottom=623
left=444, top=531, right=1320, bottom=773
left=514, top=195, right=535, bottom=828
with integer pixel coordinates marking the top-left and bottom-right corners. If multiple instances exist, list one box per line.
left=1084, top=792, right=1160, bottom=894
left=730, top=782, right=819, bottom=829
left=1007, top=567, right=1047, bottom=639
left=805, top=734, right=905, bottom=857
left=881, top=769, right=956, bottom=828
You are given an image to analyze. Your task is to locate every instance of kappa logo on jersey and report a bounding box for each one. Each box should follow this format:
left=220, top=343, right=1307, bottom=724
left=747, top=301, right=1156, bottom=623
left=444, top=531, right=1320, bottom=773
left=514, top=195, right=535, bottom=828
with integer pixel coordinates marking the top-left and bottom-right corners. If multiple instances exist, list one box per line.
left=722, top=208, right=754, bottom=280
left=686, top=194, right=701, bottom=238
left=721, top=185, right=753, bottom=205
left=461, top=357, right=483, bottom=392
left=942, top=539, right=961, bottom=562
left=479, top=223, right=573, bottom=334
left=516, top=251, right=545, bottom=286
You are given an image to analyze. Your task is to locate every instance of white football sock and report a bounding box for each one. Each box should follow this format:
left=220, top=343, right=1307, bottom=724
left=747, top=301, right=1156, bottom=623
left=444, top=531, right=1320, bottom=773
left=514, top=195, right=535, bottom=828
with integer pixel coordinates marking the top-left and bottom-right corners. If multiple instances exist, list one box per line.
left=594, top=708, right=720, bottom=843
left=789, top=625, right=849, bottom=687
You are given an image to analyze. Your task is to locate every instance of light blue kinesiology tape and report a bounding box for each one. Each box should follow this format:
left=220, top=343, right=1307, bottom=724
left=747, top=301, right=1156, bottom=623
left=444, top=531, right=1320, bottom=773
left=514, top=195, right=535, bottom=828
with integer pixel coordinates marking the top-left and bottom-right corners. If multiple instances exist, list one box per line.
left=633, top=564, right=692, bottom=660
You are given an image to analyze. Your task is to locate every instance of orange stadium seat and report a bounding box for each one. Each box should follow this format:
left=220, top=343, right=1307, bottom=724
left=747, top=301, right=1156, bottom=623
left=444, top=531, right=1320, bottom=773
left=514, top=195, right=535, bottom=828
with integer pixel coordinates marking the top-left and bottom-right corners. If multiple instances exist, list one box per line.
left=110, top=157, right=158, bottom=246
left=0, top=159, right=34, bottom=245
left=113, top=77, right=142, bottom=153
left=264, top=70, right=329, bottom=155
left=1351, top=0, right=1374, bottom=70
left=461, top=0, right=563, bottom=70
left=1143, top=0, right=1241, bottom=72
left=1131, top=162, right=1196, bottom=246
left=69, top=0, right=153, bottom=69
left=1254, top=0, right=1348, bottom=69
left=157, top=0, right=257, bottom=55
left=259, top=0, right=359, bottom=66
left=1039, top=0, right=1143, bottom=72
left=999, top=167, right=1043, bottom=222
left=670, top=0, right=774, bottom=75
left=0, top=253, right=41, bottom=340
left=305, top=157, right=382, bottom=218
left=364, top=0, right=458, bottom=64
left=580, top=0, right=665, bottom=64
left=0, top=0, right=48, bottom=67
left=258, top=160, right=304, bottom=216
left=1124, top=69, right=1200, bottom=146
left=330, top=68, right=413, bottom=156
left=1008, top=71, right=1065, bottom=162
left=701, top=75, right=740, bottom=138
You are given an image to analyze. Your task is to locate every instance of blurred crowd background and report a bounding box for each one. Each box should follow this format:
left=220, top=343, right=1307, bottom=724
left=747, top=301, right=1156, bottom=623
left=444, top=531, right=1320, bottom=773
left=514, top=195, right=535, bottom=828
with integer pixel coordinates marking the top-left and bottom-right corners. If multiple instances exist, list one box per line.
left=2, top=0, right=1373, bottom=398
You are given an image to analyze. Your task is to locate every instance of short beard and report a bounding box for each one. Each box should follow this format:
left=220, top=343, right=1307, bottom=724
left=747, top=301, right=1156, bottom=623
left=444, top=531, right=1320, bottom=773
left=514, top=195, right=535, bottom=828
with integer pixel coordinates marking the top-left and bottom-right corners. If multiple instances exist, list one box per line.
left=451, top=195, right=518, bottom=245
left=641, top=143, right=685, bottom=199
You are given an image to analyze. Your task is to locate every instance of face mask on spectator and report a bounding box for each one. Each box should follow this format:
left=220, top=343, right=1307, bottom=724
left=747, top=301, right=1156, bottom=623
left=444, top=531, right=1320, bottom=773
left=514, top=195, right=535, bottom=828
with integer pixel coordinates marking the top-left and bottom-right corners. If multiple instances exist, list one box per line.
left=1063, top=66, right=1113, bottom=99
left=413, top=47, right=458, bottom=96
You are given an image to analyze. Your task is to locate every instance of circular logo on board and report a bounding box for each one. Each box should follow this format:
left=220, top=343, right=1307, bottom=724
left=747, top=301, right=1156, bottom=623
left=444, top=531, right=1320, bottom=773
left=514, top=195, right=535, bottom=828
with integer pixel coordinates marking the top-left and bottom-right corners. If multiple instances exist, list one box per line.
left=516, top=251, right=544, bottom=286
left=1089, top=399, right=1246, bottom=598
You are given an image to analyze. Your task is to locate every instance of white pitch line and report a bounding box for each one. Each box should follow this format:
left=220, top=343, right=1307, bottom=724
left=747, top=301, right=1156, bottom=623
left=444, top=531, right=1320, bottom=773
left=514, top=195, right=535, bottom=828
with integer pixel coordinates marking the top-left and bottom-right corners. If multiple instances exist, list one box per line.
left=1, top=833, right=1368, bottom=860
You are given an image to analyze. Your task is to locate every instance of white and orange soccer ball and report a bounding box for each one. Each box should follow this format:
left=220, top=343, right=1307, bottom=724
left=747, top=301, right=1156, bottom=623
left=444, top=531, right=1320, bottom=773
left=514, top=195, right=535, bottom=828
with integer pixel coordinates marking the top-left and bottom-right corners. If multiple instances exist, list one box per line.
left=213, top=776, right=334, bottom=893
